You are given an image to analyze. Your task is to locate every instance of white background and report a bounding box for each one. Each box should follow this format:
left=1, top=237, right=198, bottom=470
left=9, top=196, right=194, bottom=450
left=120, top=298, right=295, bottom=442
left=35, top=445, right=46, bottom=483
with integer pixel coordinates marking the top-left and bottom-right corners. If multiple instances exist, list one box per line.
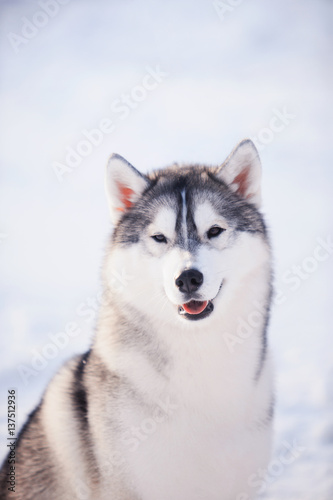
left=0, top=0, right=332, bottom=497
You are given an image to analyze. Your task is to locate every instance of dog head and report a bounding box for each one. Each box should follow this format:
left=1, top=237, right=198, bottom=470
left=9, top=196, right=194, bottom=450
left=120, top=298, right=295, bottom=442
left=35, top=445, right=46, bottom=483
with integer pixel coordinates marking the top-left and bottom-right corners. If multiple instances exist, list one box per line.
left=104, top=140, right=270, bottom=328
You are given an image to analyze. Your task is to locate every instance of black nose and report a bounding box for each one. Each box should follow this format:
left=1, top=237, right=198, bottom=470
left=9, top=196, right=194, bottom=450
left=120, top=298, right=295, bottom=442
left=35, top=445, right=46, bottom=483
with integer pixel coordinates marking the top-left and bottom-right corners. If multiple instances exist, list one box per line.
left=175, top=269, right=203, bottom=294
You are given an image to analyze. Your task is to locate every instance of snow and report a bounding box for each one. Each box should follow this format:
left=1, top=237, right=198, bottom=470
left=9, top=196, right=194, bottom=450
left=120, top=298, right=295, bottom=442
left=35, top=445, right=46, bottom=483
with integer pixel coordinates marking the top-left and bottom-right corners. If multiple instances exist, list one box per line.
left=0, top=0, right=332, bottom=497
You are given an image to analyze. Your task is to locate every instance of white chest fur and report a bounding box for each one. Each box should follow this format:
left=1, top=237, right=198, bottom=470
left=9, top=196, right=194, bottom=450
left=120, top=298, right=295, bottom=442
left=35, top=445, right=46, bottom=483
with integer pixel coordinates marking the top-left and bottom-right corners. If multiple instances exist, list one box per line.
left=99, top=323, right=273, bottom=500
left=96, top=246, right=274, bottom=499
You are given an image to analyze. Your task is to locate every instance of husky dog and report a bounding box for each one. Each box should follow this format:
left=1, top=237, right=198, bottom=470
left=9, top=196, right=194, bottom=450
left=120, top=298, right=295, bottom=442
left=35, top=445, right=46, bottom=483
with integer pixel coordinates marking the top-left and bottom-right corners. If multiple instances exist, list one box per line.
left=0, top=139, right=274, bottom=499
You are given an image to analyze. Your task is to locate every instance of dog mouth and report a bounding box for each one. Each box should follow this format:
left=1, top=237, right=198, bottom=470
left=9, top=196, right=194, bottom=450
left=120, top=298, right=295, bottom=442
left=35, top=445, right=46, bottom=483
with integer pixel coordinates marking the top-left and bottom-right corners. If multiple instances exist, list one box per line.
left=177, top=281, right=223, bottom=321
left=178, top=300, right=214, bottom=321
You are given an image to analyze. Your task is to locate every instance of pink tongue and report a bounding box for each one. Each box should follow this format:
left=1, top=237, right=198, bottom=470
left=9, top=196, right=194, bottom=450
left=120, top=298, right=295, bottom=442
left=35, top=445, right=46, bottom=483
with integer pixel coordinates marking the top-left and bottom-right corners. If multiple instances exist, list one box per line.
left=182, top=300, right=208, bottom=315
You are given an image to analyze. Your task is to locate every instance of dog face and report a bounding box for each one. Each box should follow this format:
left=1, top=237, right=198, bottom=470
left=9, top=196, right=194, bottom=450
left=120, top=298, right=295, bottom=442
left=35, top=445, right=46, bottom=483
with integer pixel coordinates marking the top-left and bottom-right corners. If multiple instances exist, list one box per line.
left=104, top=140, right=270, bottom=328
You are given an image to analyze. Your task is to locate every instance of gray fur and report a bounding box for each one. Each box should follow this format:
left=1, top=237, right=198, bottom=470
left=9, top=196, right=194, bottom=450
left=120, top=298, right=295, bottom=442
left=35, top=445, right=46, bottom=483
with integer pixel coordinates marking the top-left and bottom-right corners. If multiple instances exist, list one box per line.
left=0, top=142, right=274, bottom=499
left=113, top=164, right=267, bottom=249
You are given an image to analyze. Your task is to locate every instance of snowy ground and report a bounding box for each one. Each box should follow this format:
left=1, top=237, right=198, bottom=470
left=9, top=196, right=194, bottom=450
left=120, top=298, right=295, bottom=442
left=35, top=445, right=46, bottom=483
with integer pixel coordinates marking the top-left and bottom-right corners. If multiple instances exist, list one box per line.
left=0, top=0, right=332, bottom=498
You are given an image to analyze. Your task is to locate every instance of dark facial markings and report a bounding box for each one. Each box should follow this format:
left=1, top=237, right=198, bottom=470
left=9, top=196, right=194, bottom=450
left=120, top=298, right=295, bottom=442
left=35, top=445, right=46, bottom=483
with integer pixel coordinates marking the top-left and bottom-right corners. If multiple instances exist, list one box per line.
left=112, top=165, right=267, bottom=248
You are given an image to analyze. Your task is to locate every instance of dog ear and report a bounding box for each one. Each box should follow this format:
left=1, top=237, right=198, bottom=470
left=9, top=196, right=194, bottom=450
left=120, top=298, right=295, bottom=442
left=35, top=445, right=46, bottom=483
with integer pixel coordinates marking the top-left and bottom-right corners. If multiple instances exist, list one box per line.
left=216, top=139, right=262, bottom=207
left=105, top=154, right=150, bottom=224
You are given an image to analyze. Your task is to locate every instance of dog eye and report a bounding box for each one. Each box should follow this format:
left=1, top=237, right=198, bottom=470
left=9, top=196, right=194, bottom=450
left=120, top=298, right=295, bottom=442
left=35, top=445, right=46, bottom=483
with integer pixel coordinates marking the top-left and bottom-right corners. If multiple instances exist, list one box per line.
left=207, top=226, right=225, bottom=239
left=152, top=234, right=168, bottom=243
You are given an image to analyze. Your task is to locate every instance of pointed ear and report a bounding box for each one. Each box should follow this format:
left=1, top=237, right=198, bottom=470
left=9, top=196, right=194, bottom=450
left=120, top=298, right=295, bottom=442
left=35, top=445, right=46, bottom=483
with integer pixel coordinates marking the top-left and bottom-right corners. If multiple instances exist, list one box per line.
left=216, top=139, right=262, bottom=207
left=105, top=154, right=150, bottom=224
